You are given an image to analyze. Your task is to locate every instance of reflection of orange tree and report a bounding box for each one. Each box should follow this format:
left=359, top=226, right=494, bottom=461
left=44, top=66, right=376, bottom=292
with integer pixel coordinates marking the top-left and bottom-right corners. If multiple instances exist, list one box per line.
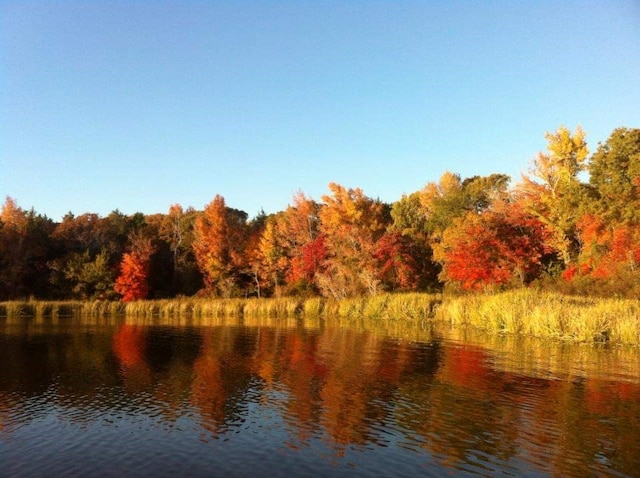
left=280, top=332, right=327, bottom=444
left=315, top=328, right=399, bottom=454
left=268, top=327, right=442, bottom=454
left=403, top=344, right=640, bottom=477
left=250, top=328, right=280, bottom=388
left=585, top=380, right=640, bottom=475
left=414, top=345, right=520, bottom=468
left=251, top=325, right=420, bottom=452
left=191, top=331, right=228, bottom=435
left=248, top=327, right=326, bottom=445
left=112, top=324, right=152, bottom=392
left=190, top=328, right=256, bottom=437
left=528, top=378, right=640, bottom=477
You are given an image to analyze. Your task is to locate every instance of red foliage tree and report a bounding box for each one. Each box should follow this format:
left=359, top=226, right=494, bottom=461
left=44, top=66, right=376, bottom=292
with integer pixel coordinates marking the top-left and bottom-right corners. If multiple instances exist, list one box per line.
left=287, top=234, right=327, bottom=284
left=372, top=231, right=420, bottom=291
left=566, top=214, right=640, bottom=281
left=435, top=201, right=554, bottom=290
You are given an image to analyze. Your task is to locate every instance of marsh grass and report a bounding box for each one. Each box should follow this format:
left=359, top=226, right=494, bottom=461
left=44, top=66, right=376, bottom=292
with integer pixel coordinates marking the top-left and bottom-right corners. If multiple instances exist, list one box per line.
left=192, top=299, right=245, bottom=318
left=83, top=301, right=125, bottom=318
left=243, top=297, right=302, bottom=318
left=0, top=301, right=88, bottom=319
left=303, top=297, right=324, bottom=317
left=1, top=290, right=638, bottom=344
left=382, top=293, right=442, bottom=320
left=436, top=290, right=640, bottom=344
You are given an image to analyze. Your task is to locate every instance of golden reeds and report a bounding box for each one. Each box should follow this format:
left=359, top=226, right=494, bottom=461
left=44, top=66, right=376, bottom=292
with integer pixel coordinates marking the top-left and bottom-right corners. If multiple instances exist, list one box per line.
left=435, top=290, right=640, bottom=344
left=0, top=300, right=87, bottom=319
left=1, top=290, right=638, bottom=344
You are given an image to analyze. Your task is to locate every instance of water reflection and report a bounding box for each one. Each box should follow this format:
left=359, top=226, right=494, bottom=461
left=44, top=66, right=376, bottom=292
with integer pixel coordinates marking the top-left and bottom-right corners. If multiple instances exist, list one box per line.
left=0, top=316, right=639, bottom=476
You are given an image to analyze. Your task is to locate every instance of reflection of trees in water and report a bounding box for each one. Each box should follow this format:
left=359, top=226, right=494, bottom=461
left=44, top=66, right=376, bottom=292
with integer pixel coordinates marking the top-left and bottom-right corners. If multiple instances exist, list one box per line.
left=318, top=328, right=402, bottom=452
left=113, top=324, right=152, bottom=392
left=191, top=344, right=225, bottom=434
left=189, top=328, right=255, bottom=437
left=1, top=322, right=640, bottom=475
left=0, top=325, right=119, bottom=395
left=279, top=330, right=327, bottom=445
left=412, top=345, right=521, bottom=467
left=527, top=378, right=640, bottom=476
left=0, top=391, right=23, bottom=435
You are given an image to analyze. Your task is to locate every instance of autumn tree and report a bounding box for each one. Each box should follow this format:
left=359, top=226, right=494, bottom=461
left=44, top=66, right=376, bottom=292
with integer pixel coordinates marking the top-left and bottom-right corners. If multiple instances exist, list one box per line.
left=372, top=231, right=421, bottom=291
left=0, top=197, right=56, bottom=299
left=434, top=200, right=553, bottom=290
left=560, top=129, right=640, bottom=294
left=114, top=234, right=155, bottom=301
left=257, top=192, right=323, bottom=296
left=518, top=126, right=589, bottom=266
left=390, top=192, right=439, bottom=290
left=282, top=194, right=325, bottom=295
left=193, top=195, right=249, bottom=297
left=47, top=210, right=149, bottom=299
left=418, top=172, right=510, bottom=238
left=245, top=210, right=267, bottom=297
left=258, top=212, right=290, bottom=296
left=387, top=173, right=510, bottom=291
left=317, top=183, right=389, bottom=297
left=152, top=204, right=201, bottom=296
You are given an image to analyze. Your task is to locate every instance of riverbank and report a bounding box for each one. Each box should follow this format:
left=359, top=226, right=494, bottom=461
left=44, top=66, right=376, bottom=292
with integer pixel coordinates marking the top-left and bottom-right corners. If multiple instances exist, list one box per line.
left=1, top=290, right=639, bottom=345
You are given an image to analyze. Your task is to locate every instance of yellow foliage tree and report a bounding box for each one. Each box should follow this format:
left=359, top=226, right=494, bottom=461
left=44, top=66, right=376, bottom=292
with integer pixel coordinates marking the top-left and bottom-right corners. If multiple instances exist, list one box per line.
left=518, top=125, right=588, bottom=265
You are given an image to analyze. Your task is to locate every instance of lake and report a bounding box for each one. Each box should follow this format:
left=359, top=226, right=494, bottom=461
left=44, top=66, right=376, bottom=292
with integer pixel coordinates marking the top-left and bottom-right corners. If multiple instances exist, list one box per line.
left=1, top=315, right=639, bottom=477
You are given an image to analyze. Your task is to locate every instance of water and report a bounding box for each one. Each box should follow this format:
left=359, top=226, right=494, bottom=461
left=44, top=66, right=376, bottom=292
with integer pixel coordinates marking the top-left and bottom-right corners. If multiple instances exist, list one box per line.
left=1, top=316, right=639, bottom=477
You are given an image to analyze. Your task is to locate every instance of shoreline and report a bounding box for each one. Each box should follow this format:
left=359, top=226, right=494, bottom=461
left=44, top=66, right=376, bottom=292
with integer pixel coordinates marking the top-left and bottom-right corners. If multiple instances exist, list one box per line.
left=1, top=290, right=639, bottom=345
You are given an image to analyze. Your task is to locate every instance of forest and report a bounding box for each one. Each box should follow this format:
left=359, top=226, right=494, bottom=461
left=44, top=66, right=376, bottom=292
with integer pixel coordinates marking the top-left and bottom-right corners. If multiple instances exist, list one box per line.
left=2, top=126, right=640, bottom=302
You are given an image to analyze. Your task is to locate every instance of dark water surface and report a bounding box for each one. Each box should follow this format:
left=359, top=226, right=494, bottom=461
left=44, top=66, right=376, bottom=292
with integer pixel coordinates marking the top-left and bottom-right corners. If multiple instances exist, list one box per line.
left=1, top=316, right=639, bottom=477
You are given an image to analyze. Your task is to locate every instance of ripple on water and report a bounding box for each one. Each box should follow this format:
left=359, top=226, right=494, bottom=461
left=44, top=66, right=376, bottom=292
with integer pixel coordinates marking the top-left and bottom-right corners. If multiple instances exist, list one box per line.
left=2, top=322, right=639, bottom=477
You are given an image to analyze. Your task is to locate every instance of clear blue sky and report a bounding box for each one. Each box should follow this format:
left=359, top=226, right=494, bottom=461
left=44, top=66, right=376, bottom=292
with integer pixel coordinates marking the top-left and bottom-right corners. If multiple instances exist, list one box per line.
left=2, top=1, right=639, bottom=221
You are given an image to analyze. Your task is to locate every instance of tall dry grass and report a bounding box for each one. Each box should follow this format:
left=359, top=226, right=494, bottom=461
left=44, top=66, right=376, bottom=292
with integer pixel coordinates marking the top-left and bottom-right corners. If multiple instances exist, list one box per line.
left=243, top=297, right=302, bottom=318
left=1, top=290, right=638, bottom=345
left=435, top=290, right=640, bottom=345
left=0, top=300, right=87, bottom=319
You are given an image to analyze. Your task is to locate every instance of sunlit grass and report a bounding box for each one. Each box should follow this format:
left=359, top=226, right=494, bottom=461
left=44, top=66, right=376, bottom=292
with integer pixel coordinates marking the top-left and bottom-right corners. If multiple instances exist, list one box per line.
left=303, top=297, right=324, bottom=317
left=1, top=290, right=638, bottom=344
left=243, top=297, right=302, bottom=318
left=435, top=290, right=640, bottom=344
left=382, top=293, right=442, bottom=321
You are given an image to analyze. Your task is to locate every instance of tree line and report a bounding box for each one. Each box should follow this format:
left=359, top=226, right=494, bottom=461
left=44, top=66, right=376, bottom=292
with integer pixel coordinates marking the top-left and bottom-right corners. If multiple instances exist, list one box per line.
left=1, top=126, right=639, bottom=301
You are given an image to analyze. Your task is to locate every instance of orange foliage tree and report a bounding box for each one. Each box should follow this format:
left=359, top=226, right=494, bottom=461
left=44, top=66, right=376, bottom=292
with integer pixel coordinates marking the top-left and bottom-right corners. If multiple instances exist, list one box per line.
left=114, top=235, right=154, bottom=301
left=317, top=183, right=390, bottom=297
left=193, top=195, right=249, bottom=297
left=560, top=129, right=640, bottom=293
left=244, top=211, right=267, bottom=297
left=563, top=214, right=640, bottom=283
left=258, top=191, right=323, bottom=296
